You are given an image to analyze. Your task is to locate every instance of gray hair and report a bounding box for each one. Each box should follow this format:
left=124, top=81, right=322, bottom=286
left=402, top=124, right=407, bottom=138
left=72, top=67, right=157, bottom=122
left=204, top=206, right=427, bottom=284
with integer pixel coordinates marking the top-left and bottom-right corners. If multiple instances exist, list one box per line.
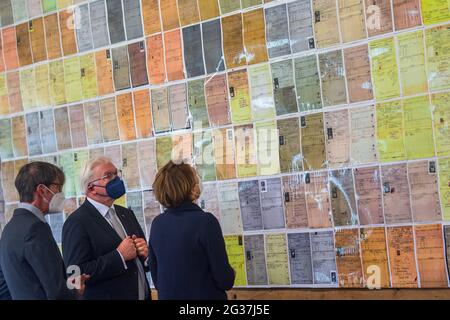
left=80, top=156, right=116, bottom=194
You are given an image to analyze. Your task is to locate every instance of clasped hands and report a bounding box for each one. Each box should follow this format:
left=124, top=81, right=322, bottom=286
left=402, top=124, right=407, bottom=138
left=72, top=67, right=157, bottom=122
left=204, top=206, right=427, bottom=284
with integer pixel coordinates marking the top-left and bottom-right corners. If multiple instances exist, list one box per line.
left=117, top=235, right=148, bottom=261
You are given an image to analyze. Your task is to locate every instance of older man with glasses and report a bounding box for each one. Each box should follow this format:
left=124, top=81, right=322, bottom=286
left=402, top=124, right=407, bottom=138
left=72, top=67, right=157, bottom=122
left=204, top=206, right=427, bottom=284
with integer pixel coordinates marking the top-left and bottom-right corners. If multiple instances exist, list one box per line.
left=62, top=156, right=151, bottom=300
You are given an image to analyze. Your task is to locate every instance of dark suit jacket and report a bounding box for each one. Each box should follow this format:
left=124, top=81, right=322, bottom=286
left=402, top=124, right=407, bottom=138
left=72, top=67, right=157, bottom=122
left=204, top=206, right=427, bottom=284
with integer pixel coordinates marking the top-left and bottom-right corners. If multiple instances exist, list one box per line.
left=149, top=201, right=235, bottom=300
left=0, top=261, right=11, bottom=300
left=0, top=208, right=76, bottom=300
left=62, top=199, right=151, bottom=300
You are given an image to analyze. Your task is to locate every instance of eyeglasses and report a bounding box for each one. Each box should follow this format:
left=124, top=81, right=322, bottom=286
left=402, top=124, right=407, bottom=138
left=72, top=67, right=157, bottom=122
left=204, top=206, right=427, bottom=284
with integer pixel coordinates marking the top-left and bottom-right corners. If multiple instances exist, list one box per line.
left=89, top=169, right=122, bottom=185
left=42, top=182, right=63, bottom=193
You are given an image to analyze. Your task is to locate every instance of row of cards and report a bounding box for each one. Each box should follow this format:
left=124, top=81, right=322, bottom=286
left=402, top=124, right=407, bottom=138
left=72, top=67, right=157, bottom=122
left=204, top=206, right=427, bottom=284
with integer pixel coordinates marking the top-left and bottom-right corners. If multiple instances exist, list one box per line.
left=6, top=199, right=450, bottom=288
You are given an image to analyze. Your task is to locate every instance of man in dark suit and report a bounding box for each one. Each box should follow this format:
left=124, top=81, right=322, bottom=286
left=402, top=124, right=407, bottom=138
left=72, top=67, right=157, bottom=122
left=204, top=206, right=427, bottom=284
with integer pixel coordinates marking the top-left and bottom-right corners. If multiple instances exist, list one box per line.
left=0, top=162, right=88, bottom=299
left=62, top=157, right=151, bottom=300
left=0, top=264, right=11, bottom=300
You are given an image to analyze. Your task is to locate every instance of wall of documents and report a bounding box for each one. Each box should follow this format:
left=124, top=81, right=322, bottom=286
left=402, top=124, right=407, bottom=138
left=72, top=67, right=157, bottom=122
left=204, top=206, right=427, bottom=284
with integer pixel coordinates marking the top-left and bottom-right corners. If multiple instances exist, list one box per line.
left=0, top=0, right=450, bottom=289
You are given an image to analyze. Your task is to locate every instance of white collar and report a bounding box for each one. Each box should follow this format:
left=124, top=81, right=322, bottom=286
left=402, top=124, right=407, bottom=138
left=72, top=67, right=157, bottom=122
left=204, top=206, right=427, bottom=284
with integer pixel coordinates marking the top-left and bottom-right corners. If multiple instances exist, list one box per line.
left=86, top=197, right=114, bottom=218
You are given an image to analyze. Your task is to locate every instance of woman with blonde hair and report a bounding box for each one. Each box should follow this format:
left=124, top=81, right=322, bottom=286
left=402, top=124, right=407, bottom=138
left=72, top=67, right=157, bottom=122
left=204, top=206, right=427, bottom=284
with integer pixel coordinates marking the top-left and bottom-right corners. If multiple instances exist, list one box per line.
left=148, top=160, right=235, bottom=300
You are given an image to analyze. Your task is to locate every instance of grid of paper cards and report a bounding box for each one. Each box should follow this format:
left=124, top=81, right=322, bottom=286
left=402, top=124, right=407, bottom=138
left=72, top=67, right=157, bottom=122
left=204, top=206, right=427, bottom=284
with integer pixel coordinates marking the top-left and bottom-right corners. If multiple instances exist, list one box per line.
left=0, top=0, right=450, bottom=288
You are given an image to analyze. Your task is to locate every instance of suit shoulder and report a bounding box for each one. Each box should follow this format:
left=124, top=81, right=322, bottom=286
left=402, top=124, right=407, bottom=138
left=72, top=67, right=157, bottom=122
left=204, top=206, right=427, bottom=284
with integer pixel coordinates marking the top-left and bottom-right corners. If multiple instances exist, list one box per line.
left=63, top=205, right=90, bottom=232
left=114, top=204, right=133, bottom=215
left=202, top=211, right=220, bottom=224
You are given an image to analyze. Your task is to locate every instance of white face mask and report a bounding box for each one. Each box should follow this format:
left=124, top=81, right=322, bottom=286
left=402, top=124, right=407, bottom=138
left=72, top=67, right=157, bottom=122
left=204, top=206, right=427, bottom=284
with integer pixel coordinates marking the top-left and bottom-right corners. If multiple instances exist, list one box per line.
left=43, top=185, right=66, bottom=214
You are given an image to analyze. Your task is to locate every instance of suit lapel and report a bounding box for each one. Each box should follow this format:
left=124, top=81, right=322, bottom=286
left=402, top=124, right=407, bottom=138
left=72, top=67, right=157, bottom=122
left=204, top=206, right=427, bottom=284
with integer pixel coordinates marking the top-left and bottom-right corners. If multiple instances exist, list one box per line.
left=83, top=200, right=123, bottom=243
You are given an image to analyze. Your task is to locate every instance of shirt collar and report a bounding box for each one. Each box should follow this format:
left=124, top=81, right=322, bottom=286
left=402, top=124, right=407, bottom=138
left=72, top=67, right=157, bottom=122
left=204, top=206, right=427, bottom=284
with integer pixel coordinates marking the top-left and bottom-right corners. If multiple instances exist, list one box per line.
left=86, top=197, right=113, bottom=218
left=17, top=203, right=47, bottom=223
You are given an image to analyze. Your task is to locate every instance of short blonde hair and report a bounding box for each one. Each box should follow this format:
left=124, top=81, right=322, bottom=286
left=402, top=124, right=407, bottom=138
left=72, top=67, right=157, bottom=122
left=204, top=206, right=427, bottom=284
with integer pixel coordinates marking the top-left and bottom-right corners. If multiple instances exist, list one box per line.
left=80, top=156, right=116, bottom=193
left=152, top=160, right=199, bottom=208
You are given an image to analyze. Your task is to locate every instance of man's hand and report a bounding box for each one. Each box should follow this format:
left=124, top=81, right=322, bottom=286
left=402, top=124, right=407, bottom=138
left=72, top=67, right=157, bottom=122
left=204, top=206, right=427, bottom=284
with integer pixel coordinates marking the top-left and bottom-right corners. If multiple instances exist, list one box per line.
left=76, top=274, right=90, bottom=297
left=132, top=235, right=149, bottom=259
left=117, top=236, right=137, bottom=261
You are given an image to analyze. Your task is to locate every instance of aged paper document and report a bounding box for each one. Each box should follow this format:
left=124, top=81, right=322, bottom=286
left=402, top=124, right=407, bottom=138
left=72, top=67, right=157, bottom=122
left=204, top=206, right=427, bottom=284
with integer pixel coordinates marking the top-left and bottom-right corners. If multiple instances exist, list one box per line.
left=338, top=0, right=366, bottom=43
left=133, top=89, right=153, bottom=138
left=288, top=0, right=314, bottom=53
left=305, top=171, right=332, bottom=228
left=438, top=158, right=450, bottom=220
left=146, top=34, right=166, bottom=85
left=213, top=128, right=236, bottom=180
left=294, top=55, right=322, bottom=111
left=244, top=234, right=268, bottom=285
left=205, top=74, right=231, bottom=126
left=249, top=64, right=276, bottom=121
left=116, top=93, right=137, bottom=141
left=224, top=235, right=246, bottom=286
left=425, top=26, right=450, bottom=91
left=138, top=140, right=157, bottom=189
left=432, top=92, right=450, bottom=157
left=403, top=96, right=435, bottom=159
left=360, top=227, right=390, bottom=288
left=376, top=101, right=406, bottom=162
left=334, top=228, right=364, bottom=287
left=408, top=161, right=441, bottom=222
left=54, top=107, right=72, bottom=150
left=183, top=25, right=205, bottom=78
left=222, top=14, right=246, bottom=68
left=111, top=46, right=131, bottom=91
left=68, top=104, right=87, bottom=148
left=234, top=124, right=257, bottom=178
left=301, top=113, right=326, bottom=170
left=243, top=8, right=268, bottom=65
left=238, top=180, right=263, bottom=231
left=260, top=178, right=285, bottom=229
left=278, top=117, right=302, bottom=173
left=344, top=45, right=373, bottom=103
left=370, top=38, right=400, bottom=100
left=387, top=226, right=418, bottom=288
left=151, top=88, right=171, bottom=133
left=256, top=121, right=280, bottom=176
left=80, top=53, right=98, bottom=99
left=381, top=163, right=412, bottom=224
left=29, top=17, right=47, bottom=63
left=265, top=4, right=291, bottom=57
left=164, top=29, right=184, bottom=82
left=311, top=231, right=337, bottom=284
left=393, top=0, right=421, bottom=30
left=99, top=97, right=120, bottom=143
left=84, top=101, right=104, bottom=145
left=271, top=59, right=298, bottom=116
left=312, top=0, right=340, bottom=48
left=217, top=182, right=243, bottom=234
left=283, top=174, right=308, bottom=228
left=354, top=166, right=384, bottom=225
left=329, top=169, right=358, bottom=226
left=324, top=110, right=350, bottom=168
left=95, top=49, right=115, bottom=96
left=202, top=19, right=225, bottom=74
left=350, top=105, right=378, bottom=164
left=397, top=30, right=428, bottom=96
left=160, top=0, right=179, bottom=31
left=198, top=0, right=220, bottom=20
left=365, top=0, right=393, bottom=36
left=228, top=70, right=252, bottom=124
left=414, top=224, right=448, bottom=287
left=266, top=234, right=290, bottom=285
left=288, top=233, right=313, bottom=284
left=142, top=0, right=161, bottom=35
